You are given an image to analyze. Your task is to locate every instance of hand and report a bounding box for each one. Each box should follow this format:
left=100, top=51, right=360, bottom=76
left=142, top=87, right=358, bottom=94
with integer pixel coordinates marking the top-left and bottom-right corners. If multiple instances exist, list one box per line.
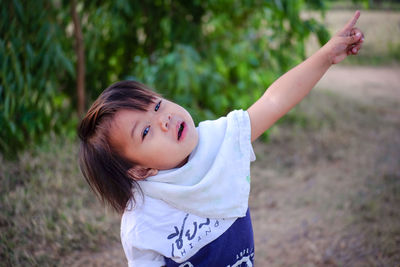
left=323, top=10, right=365, bottom=64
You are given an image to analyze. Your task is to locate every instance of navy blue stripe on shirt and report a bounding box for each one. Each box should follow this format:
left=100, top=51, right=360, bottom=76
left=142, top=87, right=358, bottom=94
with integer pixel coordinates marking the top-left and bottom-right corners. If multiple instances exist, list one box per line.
left=165, top=209, right=254, bottom=267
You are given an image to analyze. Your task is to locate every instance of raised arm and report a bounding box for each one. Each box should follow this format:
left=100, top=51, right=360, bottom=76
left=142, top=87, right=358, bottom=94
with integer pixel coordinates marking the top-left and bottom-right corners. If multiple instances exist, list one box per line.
left=248, top=11, right=364, bottom=142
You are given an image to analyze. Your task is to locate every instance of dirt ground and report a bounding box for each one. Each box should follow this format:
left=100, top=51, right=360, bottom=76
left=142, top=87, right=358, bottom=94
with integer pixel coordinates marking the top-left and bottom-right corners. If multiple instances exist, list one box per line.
left=250, top=65, right=400, bottom=266
left=62, top=65, right=400, bottom=266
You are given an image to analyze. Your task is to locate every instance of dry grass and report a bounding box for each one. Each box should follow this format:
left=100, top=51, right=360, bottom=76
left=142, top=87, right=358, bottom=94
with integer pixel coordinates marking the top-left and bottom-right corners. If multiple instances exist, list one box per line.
left=0, top=138, right=120, bottom=266
left=251, top=85, right=400, bottom=266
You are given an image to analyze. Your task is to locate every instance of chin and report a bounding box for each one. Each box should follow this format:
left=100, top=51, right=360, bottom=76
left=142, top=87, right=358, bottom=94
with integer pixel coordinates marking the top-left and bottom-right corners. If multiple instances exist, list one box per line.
left=178, top=158, right=189, bottom=168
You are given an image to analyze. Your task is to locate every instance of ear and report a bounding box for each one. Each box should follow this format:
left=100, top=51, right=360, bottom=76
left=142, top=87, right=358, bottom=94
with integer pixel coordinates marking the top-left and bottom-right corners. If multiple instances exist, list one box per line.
left=127, top=166, right=158, bottom=180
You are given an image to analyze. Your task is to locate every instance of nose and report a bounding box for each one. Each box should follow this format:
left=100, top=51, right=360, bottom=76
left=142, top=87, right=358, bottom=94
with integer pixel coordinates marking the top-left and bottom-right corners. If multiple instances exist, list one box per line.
left=157, top=113, right=171, bottom=132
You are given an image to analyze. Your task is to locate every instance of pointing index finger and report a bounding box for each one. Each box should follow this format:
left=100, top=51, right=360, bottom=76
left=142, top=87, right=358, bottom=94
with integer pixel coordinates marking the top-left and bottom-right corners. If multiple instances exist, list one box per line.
left=341, top=10, right=361, bottom=34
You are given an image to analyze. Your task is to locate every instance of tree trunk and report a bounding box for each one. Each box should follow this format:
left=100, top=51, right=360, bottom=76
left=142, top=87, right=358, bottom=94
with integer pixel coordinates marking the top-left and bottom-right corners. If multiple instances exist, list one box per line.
left=71, top=0, right=85, bottom=118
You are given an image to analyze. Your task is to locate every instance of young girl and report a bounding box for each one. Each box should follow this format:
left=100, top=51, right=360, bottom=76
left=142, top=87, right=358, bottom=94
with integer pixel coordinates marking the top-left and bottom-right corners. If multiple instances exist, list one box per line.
left=78, top=11, right=364, bottom=266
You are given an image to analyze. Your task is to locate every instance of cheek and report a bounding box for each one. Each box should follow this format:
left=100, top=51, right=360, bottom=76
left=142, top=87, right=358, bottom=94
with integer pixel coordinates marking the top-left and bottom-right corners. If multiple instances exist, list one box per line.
left=123, top=147, right=140, bottom=164
left=189, top=129, right=199, bottom=148
left=136, top=143, right=165, bottom=164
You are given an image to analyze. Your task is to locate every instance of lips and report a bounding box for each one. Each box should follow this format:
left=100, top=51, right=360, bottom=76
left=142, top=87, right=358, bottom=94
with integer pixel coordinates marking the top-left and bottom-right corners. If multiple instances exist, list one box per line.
left=177, top=122, right=185, bottom=140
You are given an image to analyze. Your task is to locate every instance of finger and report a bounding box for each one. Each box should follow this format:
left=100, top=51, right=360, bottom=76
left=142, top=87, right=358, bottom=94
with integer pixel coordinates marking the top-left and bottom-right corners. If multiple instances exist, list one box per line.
left=347, top=44, right=356, bottom=55
left=349, top=42, right=362, bottom=55
left=346, top=10, right=360, bottom=30
left=340, top=10, right=361, bottom=34
left=351, top=28, right=362, bottom=36
left=354, top=42, right=362, bottom=50
left=346, top=46, right=355, bottom=55
left=352, top=43, right=362, bottom=54
left=351, top=28, right=365, bottom=41
left=345, top=32, right=362, bottom=44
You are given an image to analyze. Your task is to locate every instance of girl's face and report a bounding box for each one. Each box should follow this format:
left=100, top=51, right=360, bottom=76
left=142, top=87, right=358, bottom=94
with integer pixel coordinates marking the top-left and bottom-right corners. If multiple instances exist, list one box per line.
left=109, top=98, right=199, bottom=172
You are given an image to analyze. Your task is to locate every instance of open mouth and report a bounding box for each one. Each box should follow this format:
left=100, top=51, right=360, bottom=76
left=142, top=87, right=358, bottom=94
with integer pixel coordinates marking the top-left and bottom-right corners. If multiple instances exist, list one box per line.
left=177, top=122, right=185, bottom=140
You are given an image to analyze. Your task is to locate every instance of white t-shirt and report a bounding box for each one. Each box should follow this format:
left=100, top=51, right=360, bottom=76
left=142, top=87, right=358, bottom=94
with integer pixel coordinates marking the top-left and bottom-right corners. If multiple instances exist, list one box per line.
left=121, top=110, right=255, bottom=266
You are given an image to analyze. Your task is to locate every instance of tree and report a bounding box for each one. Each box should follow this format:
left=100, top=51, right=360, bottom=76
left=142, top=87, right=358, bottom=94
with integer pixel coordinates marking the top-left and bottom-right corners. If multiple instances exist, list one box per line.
left=0, top=0, right=330, bottom=158
left=0, top=0, right=74, bottom=158
left=71, top=0, right=86, bottom=118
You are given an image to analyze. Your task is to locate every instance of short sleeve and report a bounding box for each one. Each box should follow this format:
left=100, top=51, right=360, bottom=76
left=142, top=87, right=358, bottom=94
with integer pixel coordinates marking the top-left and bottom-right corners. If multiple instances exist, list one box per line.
left=227, top=110, right=256, bottom=163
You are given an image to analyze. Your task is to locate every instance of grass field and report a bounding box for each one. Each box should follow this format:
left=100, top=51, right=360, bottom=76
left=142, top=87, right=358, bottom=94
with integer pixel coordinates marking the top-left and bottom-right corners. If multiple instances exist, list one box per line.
left=0, top=139, right=121, bottom=266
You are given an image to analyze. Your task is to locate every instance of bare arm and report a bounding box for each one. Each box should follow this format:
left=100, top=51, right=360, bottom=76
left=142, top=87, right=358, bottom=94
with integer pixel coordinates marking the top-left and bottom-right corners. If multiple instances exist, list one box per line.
left=248, top=11, right=364, bottom=142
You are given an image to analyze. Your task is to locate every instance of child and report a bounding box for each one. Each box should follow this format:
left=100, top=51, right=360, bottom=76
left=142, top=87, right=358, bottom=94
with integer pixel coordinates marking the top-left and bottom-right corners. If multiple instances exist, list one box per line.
left=78, top=11, right=364, bottom=267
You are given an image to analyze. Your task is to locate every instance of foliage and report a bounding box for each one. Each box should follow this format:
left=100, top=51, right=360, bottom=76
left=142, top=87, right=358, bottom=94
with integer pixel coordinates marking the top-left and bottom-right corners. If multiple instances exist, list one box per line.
left=1, top=0, right=330, bottom=157
left=130, top=0, right=331, bottom=123
left=0, top=0, right=75, bottom=159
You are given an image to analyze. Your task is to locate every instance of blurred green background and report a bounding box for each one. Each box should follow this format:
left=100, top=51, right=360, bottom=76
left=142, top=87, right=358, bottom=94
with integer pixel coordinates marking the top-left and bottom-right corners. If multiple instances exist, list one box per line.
left=1, top=0, right=399, bottom=265
left=1, top=0, right=335, bottom=157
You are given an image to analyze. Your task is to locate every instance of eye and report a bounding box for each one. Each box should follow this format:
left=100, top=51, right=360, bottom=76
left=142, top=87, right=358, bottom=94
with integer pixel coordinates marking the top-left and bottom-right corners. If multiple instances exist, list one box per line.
left=155, top=100, right=162, bottom=112
left=142, top=126, right=150, bottom=139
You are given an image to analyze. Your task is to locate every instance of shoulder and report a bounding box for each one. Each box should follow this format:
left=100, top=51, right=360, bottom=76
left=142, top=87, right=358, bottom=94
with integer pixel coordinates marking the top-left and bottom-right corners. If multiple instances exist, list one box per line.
left=197, top=110, right=250, bottom=138
left=199, top=110, right=249, bottom=125
left=195, top=109, right=254, bottom=164
left=226, top=109, right=251, bottom=132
